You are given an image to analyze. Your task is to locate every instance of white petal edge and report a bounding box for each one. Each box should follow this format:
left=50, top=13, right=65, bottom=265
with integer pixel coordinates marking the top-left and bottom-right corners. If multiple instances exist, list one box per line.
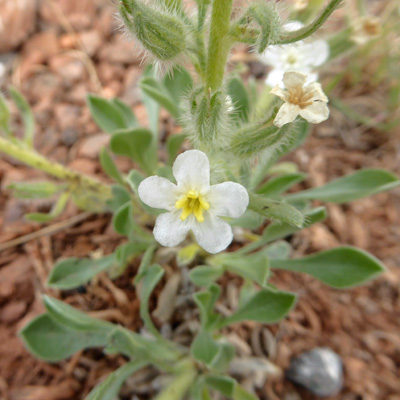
left=173, top=149, right=210, bottom=191
left=274, top=103, right=300, bottom=127
left=138, top=176, right=177, bottom=211
left=303, top=40, right=330, bottom=67
left=265, top=69, right=285, bottom=88
left=283, top=71, right=308, bottom=89
left=283, top=21, right=304, bottom=32
left=299, top=101, right=330, bottom=124
left=270, top=85, right=286, bottom=101
left=259, top=46, right=283, bottom=67
left=192, top=214, right=233, bottom=254
left=208, top=182, right=249, bottom=218
left=307, top=82, right=329, bottom=102
left=153, top=211, right=193, bottom=247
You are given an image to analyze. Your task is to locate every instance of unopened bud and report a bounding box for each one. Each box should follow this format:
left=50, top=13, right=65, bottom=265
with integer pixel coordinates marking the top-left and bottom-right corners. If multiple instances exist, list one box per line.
left=119, top=0, right=187, bottom=62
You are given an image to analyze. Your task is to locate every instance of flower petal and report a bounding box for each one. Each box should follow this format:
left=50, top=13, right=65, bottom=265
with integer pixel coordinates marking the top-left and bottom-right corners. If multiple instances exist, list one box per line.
left=283, top=21, right=304, bottom=32
left=270, top=84, right=286, bottom=100
left=138, top=176, right=177, bottom=210
left=259, top=46, right=283, bottom=67
left=307, top=82, right=329, bottom=102
left=173, top=150, right=210, bottom=190
left=192, top=214, right=233, bottom=254
left=265, top=69, right=285, bottom=88
left=302, top=40, right=329, bottom=67
left=283, top=71, right=308, bottom=89
left=274, top=103, right=300, bottom=127
left=153, top=211, right=193, bottom=247
left=208, top=182, right=249, bottom=218
left=299, top=101, right=330, bottom=124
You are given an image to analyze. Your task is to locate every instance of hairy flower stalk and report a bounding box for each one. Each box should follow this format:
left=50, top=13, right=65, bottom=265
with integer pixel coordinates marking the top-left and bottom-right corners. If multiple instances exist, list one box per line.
left=138, top=150, right=249, bottom=253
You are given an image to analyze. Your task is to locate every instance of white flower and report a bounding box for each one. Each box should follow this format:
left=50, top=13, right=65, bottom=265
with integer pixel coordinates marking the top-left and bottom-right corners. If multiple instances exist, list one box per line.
left=351, top=16, right=381, bottom=46
left=138, top=150, right=249, bottom=254
left=259, top=21, right=329, bottom=88
left=271, top=71, right=329, bottom=127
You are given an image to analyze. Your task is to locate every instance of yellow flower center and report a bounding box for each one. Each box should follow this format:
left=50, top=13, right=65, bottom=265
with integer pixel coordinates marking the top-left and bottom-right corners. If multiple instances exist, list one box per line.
left=175, top=190, right=210, bottom=223
left=287, top=86, right=314, bottom=109
left=287, top=54, right=298, bottom=65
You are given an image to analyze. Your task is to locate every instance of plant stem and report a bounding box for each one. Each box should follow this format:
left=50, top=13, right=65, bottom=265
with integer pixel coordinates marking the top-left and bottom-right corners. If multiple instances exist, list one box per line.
left=277, top=0, right=343, bottom=44
left=206, top=0, right=234, bottom=91
left=0, top=137, right=112, bottom=209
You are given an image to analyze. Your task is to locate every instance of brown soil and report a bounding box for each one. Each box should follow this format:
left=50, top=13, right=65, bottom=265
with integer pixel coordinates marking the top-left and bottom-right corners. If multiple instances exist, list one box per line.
left=0, top=1, right=399, bottom=399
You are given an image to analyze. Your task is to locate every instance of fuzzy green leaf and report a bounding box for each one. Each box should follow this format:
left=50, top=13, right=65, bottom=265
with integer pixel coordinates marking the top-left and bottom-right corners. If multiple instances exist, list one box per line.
left=191, top=330, right=219, bottom=365
left=20, top=314, right=110, bottom=362
left=228, top=77, right=250, bottom=122
left=47, top=255, right=116, bottom=290
left=287, top=169, right=400, bottom=203
left=100, top=148, right=125, bottom=185
left=189, top=265, right=224, bottom=287
left=257, top=173, right=306, bottom=197
left=10, top=87, right=35, bottom=146
left=219, top=288, right=297, bottom=327
left=205, top=375, right=236, bottom=397
left=110, top=128, right=155, bottom=174
left=8, top=181, right=63, bottom=199
left=85, top=360, right=147, bottom=400
left=270, top=246, right=386, bottom=288
left=87, top=94, right=128, bottom=134
left=166, top=133, right=186, bottom=165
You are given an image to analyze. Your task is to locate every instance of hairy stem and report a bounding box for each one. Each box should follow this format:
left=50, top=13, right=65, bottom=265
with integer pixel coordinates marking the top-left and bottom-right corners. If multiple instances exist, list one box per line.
left=0, top=137, right=112, bottom=209
left=206, top=0, right=234, bottom=91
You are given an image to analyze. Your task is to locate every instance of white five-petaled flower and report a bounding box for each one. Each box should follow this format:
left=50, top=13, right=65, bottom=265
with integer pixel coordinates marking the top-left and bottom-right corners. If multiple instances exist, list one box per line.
left=351, top=16, right=381, bottom=46
left=138, top=150, right=249, bottom=254
left=271, top=71, right=329, bottom=127
left=259, top=21, right=329, bottom=88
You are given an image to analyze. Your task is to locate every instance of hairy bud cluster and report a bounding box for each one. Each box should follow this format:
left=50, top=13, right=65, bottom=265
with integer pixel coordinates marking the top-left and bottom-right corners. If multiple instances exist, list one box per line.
left=182, top=87, right=233, bottom=152
left=119, top=0, right=188, bottom=65
left=238, top=1, right=282, bottom=53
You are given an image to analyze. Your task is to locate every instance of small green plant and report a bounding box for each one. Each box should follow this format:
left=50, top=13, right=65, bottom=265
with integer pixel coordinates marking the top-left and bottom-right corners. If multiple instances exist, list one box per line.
left=0, top=0, right=398, bottom=399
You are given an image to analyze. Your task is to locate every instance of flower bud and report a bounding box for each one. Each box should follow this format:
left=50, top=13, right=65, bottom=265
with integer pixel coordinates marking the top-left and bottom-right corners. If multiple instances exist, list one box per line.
left=183, top=87, right=232, bottom=151
left=119, top=0, right=187, bottom=62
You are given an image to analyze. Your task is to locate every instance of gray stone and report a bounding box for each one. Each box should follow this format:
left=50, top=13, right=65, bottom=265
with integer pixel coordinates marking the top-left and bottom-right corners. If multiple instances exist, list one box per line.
left=286, top=347, right=343, bottom=397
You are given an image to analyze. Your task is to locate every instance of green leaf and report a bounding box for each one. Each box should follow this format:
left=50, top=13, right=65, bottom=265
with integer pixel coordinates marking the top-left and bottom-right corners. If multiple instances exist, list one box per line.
left=249, top=193, right=305, bottom=228
left=257, top=173, right=306, bottom=197
left=205, top=375, right=236, bottom=397
left=262, top=206, right=327, bottom=243
left=228, top=77, right=250, bottom=122
left=263, top=240, right=292, bottom=260
left=189, top=265, right=224, bottom=287
left=286, top=169, right=400, bottom=203
left=112, top=202, right=133, bottom=236
left=8, top=181, right=64, bottom=199
left=270, top=246, right=386, bottom=288
left=233, top=385, right=259, bottom=400
left=141, top=66, right=160, bottom=135
left=111, top=98, right=139, bottom=129
left=107, top=185, right=131, bottom=212
left=43, top=295, right=113, bottom=331
left=9, top=87, right=35, bottom=146
left=85, top=360, right=147, bottom=400
left=191, top=330, right=219, bottom=365
left=100, top=148, right=125, bottom=185
left=87, top=94, right=128, bottom=134
left=137, top=264, right=165, bottom=336
left=20, top=314, right=110, bottom=362
left=219, top=288, right=297, bottom=327
left=230, top=209, right=264, bottom=229
left=193, top=284, right=221, bottom=329
left=140, top=77, right=180, bottom=119
left=25, top=191, right=70, bottom=223
left=47, top=255, right=117, bottom=290
left=110, top=128, right=155, bottom=174
left=209, top=341, right=235, bottom=372
left=163, top=67, right=193, bottom=105
left=219, top=253, right=269, bottom=286
left=166, top=133, right=186, bottom=165
left=0, top=94, right=10, bottom=134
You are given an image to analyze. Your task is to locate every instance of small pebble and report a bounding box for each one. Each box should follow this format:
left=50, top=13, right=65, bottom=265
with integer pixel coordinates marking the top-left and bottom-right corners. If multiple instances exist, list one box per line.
left=286, top=347, right=343, bottom=397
